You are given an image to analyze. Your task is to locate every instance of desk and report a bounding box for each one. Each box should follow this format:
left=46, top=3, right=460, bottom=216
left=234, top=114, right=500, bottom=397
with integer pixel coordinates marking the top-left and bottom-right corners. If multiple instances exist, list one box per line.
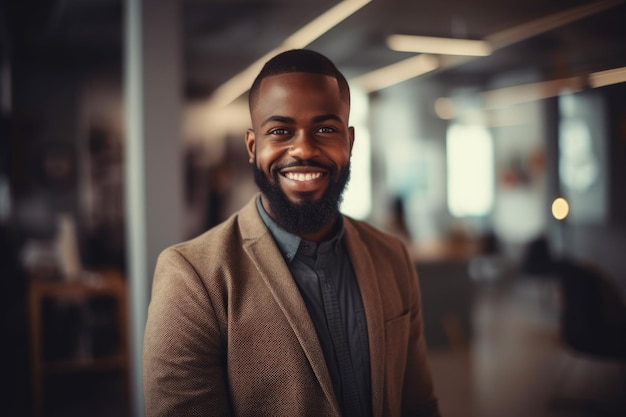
left=28, top=270, right=129, bottom=416
left=415, top=259, right=475, bottom=350
left=411, top=238, right=482, bottom=263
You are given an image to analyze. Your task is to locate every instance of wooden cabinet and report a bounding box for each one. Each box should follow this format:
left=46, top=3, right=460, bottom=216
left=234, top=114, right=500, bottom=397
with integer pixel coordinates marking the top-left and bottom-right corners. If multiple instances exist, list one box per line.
left=28, top=270, right=129, bottom=416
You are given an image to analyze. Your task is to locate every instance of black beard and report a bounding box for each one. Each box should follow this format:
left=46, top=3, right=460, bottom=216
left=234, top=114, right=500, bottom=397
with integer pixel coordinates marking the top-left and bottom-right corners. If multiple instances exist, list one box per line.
left=253, top=159, right=351, bottom=235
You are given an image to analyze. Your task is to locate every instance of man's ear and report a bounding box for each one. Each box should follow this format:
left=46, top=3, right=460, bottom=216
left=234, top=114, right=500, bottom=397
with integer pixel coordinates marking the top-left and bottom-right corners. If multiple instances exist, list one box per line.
left=348, top=126, right=355, bottom=155
left=245, top=129, right=256, bottom=163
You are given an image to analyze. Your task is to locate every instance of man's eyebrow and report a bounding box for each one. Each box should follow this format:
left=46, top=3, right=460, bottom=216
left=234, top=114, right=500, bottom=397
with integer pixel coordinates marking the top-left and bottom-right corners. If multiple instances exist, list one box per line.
left=261, top=115, right=295, bottom=127
left=261, top=114, right=344, bottom=127
left=312, top=114, right=343, bottom=124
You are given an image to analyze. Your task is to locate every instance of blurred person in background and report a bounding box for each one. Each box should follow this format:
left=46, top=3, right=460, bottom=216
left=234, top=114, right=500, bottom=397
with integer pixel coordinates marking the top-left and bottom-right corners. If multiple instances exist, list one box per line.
left=143, top=49, right=440, bottom=417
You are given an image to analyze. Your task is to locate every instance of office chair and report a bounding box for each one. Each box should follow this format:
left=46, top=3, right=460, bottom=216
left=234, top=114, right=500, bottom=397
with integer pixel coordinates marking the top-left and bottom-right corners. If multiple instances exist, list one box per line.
left=549, top=258, right=626, bottom=415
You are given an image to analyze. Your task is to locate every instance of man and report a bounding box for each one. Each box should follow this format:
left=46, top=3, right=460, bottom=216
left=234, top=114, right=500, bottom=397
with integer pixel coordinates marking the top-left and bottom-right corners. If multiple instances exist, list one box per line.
left=143, top=49, right=440, bottom=417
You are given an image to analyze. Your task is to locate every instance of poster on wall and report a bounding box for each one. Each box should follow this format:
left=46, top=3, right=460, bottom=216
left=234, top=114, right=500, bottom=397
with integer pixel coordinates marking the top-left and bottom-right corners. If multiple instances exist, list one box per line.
left=558, top=91, right=608, bottom=225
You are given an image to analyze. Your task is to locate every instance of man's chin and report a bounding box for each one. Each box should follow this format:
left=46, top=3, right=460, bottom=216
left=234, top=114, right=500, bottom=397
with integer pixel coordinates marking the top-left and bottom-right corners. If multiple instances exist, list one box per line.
left=282, top=191, right=325, bottom=206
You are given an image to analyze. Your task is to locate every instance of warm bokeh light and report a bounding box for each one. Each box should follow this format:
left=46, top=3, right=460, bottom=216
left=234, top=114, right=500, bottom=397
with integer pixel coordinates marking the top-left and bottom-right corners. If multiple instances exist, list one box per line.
left=552, top=197, right=570, bottom=220
left=434, top=97, right=455, bottom=120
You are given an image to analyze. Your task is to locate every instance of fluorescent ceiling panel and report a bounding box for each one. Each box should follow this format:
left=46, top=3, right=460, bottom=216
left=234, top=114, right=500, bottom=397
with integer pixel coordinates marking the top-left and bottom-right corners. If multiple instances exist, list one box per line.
left=352, top=54, right=439, bottom=92
left=588, top=66, right=626, bottom=88
left=387, top=34, right=492, bottom=56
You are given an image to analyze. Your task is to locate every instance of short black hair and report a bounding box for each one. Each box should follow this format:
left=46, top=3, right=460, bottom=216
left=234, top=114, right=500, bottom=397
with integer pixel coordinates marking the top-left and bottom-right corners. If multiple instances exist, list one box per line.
left=248, top=49, right=350, bottom=111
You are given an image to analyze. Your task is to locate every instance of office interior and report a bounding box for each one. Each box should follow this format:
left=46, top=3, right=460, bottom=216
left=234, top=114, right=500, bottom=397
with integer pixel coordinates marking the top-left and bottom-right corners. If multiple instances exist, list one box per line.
left=1, top=0, right=625, bottom=416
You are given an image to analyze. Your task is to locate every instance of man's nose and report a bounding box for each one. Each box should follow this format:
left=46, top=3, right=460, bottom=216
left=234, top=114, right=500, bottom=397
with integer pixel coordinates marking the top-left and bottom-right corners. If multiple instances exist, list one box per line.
left=289, top=131, right=319, bottom=159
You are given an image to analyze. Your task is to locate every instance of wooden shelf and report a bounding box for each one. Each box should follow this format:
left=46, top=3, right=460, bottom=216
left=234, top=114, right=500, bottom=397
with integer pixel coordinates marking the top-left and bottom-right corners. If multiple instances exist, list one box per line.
left=43, top=355, right=127, bottom=373
left=28, top=269, right=129, bottom=416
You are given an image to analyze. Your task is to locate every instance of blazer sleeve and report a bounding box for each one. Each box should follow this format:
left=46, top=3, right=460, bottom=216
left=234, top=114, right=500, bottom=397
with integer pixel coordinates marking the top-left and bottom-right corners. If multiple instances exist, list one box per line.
left=143, top=247, right=232, bottom=417
left=400, top=243, right=441, bottom=417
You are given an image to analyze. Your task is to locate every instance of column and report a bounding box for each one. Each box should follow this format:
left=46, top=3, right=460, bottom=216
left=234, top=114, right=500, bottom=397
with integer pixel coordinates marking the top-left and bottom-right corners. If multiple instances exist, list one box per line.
left=124, top=1, right=184, bottom=416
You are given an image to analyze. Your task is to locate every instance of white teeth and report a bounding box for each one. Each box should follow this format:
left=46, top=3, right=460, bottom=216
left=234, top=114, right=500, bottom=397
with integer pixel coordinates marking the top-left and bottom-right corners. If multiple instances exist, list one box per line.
left=285, top=172, right=322, bottom=181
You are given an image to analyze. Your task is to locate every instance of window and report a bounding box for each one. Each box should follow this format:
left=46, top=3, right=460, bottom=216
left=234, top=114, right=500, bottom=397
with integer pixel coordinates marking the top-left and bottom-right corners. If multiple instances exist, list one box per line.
left=446, top=123, right=494, bottom=217
left=341, top=87, right=371, bottom=219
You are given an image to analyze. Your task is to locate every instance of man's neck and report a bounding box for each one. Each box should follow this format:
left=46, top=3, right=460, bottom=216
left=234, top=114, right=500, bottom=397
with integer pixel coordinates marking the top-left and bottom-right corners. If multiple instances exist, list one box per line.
left=298, top=219, right=338, bottom=243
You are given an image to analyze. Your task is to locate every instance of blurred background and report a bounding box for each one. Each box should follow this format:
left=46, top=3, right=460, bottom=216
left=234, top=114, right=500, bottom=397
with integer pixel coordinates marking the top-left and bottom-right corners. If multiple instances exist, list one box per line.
left=1, top=0, right=626, bottom=416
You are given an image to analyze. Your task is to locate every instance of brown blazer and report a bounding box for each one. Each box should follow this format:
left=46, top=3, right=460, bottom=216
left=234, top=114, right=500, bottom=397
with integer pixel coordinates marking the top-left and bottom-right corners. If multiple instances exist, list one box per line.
left=143, top=195, right=439, bottom=417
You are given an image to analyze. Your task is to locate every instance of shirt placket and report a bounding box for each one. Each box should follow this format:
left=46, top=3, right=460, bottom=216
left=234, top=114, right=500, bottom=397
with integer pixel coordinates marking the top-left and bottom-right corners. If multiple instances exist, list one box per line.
left=315, top=249, right=363, bottom=417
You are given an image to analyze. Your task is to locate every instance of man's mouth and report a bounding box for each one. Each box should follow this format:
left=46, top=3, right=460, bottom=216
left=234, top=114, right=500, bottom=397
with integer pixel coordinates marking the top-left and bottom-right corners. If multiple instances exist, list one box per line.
left=277, top=166, right=329, bottom=196
left=283, top=172, right=323, bottom=182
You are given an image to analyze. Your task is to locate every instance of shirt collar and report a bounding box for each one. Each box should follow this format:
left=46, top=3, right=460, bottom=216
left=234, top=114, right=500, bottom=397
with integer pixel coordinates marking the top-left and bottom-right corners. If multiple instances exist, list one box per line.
left=255, top=195, right=344, bottom=263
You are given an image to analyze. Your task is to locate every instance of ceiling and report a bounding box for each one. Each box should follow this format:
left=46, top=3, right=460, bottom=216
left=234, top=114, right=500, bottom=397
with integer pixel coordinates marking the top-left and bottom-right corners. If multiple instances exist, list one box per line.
left=3, top=0, right=626, bottom=99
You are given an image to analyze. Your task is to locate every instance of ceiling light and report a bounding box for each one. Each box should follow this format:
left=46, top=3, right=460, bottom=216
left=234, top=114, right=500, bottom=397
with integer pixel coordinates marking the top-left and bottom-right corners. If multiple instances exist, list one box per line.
left=588, top=66, right=626, bottom=88
left=207, top=0, right=372, bottom=108
left=362, top=0, right=622, bottom=93
left=387, top=34, right=492, bottom=56
left=481, top=77, right=585, bottom=108
left=352, top=54, right=439, bottom=92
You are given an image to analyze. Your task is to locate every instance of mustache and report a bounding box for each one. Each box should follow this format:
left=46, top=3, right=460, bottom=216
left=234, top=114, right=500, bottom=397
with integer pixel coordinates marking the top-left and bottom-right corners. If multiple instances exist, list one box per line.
left=272, top=159, right=335, bottom=173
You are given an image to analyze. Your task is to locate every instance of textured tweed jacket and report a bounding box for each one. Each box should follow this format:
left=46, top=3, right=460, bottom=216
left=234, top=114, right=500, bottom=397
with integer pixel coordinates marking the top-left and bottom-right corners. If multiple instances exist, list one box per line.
left=143, top=195, right=440, bottom=417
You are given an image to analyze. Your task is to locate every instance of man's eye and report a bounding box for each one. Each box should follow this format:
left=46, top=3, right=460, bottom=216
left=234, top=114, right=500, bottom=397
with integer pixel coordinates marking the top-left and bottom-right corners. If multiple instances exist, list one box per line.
left=269, top=128, right=289, bottom=135
left=317, top=126, right=336, bottom=133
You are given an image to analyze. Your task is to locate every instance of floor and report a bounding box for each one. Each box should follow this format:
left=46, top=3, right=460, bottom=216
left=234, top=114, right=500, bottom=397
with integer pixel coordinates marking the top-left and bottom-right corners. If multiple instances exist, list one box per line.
left=429, top=278, right=626, bottom=417
left=34, top=277, right=626, bottom=417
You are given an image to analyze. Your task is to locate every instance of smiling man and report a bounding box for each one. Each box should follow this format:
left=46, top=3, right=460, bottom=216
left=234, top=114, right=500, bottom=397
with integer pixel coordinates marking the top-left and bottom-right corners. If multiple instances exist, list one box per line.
left=143, top=49, right=440, bottom=417
left=247, top=63, right=353, bottom=241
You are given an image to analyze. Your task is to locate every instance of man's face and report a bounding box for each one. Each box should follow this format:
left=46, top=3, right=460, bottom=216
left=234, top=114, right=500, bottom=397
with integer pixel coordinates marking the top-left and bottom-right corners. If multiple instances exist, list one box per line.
left=246, top=72, right=354, bottom=235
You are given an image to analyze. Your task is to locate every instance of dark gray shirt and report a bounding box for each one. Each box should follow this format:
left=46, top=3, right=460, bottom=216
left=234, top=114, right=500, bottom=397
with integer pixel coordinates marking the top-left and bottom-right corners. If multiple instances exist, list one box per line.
left=256, top=197, right=372, bottom=417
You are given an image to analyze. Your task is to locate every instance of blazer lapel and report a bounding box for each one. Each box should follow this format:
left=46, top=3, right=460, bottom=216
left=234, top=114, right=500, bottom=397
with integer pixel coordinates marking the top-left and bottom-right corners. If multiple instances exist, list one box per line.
left=238, top=197, right=341, bottom=416
left=343, top=219, right=385, bottom=417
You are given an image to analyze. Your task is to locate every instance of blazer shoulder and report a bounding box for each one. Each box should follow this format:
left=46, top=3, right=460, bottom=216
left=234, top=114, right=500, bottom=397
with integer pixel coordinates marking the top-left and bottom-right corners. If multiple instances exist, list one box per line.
left=158, top=196, right=266, bottom=268
left=171, top=214, right=238, bottom=255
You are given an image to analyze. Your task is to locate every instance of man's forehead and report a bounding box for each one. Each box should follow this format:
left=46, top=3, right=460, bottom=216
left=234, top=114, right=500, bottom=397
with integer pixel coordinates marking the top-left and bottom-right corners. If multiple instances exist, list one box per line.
left=254, top=72, right=347, bottom=110
left=254, top=79, right=348, bottom=118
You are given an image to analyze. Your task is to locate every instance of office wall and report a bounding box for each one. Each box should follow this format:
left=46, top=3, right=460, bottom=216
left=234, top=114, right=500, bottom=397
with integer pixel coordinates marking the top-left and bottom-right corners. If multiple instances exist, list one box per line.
left=558, top=83, right=626, bottom=290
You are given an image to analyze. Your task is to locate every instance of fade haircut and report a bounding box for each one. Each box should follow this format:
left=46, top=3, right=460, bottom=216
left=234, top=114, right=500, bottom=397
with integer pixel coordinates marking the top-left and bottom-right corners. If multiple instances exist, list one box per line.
left=248, top=49, right=351, bottom=112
